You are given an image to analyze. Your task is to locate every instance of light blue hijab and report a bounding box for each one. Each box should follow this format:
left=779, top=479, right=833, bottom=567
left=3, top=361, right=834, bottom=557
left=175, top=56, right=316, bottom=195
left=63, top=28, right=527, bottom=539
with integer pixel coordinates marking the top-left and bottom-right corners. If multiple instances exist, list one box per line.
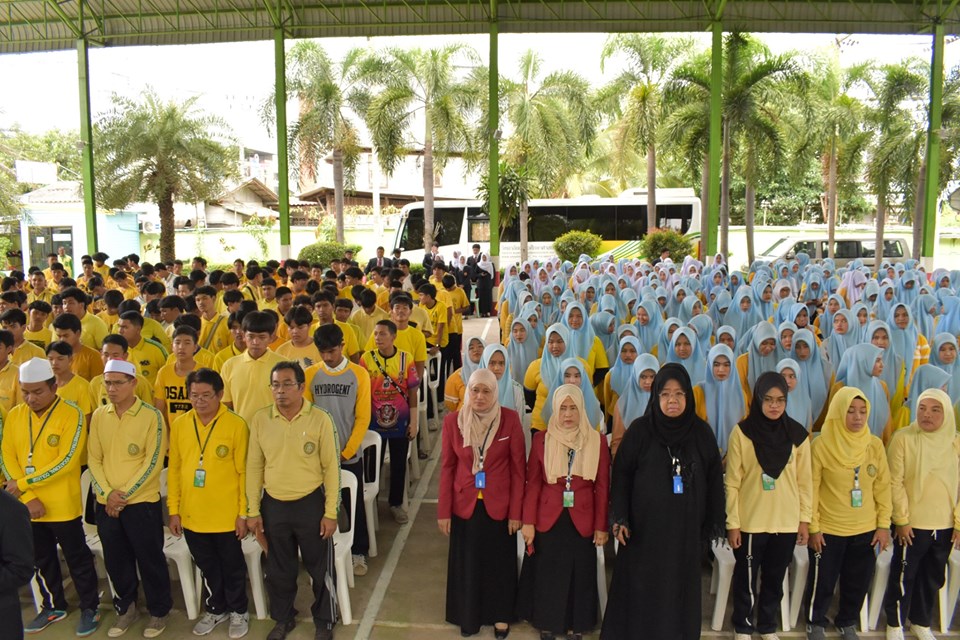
left=609, top=336, right=642, bottom=398
left=790, top=328, right=832, bottom=423
left=635, top=299, right=664, bottom=354
left=543, top=357, right=602, bottom=427
left=539, top=324, right=572, bottom=393
left=480, top=344, right=517, bottom=411
left=616, top=354, right=659, bottom=428
left=930, top=332, right=960, bottom=401
left=835, top=343, right=890, bottom=438
left=678, top=295, right=702, bottom=324
left=887, top=302, right=920, bottom=371
left=866, top=320, right=903, bottom=404
left=561, top=302, right=596, bottom=362
left=460, top=336, right=486, bottom=384
left=906, top=364, right=952, bottom=422
left=700, top=344, right=746, bottom=453
left=824, top=308, right=859, bottom=365
left=507, top=318, right=539, bottom=386
left=820, top=293, right=847, bottom=340
left=688, top=314, right=715, bottom=355
left=746, top=321, right=780, bottom=390
left=777, top=358, right=813, bottom=429
left=667, top=326, right=707, bottom=386
left=723, top=286, right=764, bottom=342
left=657, top=317, right=683, bottom=365
left=590, top=310, right=618, bottom=365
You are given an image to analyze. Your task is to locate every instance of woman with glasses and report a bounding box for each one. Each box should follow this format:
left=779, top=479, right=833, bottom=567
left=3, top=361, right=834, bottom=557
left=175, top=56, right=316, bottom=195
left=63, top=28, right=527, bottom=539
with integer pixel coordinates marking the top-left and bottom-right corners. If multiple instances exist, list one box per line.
left=602, top=364, right=725, bottom=638
left=724, top=372, right=811, bottom=640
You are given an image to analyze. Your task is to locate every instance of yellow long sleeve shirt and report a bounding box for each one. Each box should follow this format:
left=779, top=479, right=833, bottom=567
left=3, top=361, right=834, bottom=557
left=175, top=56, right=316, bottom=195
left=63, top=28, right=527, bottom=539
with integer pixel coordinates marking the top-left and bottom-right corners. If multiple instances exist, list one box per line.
left=810, top=435, right=892, bottom=536
left=887, top=428, right=960, bottom=531
left=0, top=398, right=85, bottom=521
left=245, top=401, right=341, bottom=519
left=168, top=405, right=248, bottom=533
left=88, top=398, right=167, bottom=505
left=724, top=426, right=813, bottom=533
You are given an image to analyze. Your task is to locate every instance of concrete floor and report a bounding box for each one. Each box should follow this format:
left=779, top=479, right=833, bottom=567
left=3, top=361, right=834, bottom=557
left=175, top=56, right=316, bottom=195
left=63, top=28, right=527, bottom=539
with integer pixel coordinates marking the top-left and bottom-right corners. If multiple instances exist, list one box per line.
left=16, top=317, right=960, bottom=639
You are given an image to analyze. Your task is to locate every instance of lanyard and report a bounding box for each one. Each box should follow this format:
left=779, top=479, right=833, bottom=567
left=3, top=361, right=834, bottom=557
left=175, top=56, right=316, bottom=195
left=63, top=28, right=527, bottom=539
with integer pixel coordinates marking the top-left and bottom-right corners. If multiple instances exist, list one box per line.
left=476, top=420, right=498, bottom=471
left=192, top=416, right=220, bottom=467
left=565, top=449, right=576, bottom=491
left=28, top=398, right=61, bottom=463
left=667, top=446, right=681, bottom=476
left=853, top=466, right=861, bottom=490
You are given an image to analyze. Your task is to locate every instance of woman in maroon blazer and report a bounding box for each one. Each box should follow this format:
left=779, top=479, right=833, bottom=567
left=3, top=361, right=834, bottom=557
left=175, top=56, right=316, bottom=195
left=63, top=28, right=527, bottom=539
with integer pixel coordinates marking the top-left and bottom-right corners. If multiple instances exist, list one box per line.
left=517, top=384, right=610, bottom=640
left=438, top=368, right=526, bottom=638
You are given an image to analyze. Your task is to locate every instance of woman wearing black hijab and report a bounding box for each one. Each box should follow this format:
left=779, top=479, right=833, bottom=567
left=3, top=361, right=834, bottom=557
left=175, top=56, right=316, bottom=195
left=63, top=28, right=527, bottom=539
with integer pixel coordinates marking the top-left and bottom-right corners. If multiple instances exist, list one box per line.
left=725, top=371, right=811, bottom=640
left=601, top=363, right=726, bottom=639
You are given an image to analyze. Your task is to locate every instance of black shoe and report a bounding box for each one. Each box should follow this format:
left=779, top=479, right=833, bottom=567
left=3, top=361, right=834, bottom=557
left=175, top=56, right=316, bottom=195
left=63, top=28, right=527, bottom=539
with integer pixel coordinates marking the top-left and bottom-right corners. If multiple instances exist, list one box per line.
left=540, top=633, right=555, bottom=640
left=315, top=622, right=334, bottom=640
left=494, top=625, right=510, bottom=639
left=418, top=451, right=428, bottom=459
left=266, top=619, right=297, bottom=640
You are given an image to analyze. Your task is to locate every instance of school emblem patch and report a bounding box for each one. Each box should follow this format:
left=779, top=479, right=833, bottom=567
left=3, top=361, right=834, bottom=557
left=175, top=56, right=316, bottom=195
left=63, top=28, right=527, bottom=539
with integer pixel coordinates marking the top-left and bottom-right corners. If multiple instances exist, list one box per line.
left=303, top=441, right=316, bottom=454
left=47, top=434, right=60, bottom=447
left=128, top=443, right=140, bottom=455
left=216, top=445, right=229, bottom=458
left=867, top=464, right=877, bottom=477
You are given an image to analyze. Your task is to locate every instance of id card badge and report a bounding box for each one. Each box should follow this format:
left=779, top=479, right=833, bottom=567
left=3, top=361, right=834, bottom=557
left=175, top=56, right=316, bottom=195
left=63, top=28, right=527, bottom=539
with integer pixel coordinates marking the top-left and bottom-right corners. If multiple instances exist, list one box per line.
left=193, top=468, right=206, bottom=488
left=474, top=470, right=486, bottom=489
left=24, top=465, right=35, bottom=475
left=761, top=473, right=776, bottom=491
left=851, top=488, right=863, bottom=508
left=563, top=490, right=575, bottom=508
left=672, top=475, right=684, bottom=494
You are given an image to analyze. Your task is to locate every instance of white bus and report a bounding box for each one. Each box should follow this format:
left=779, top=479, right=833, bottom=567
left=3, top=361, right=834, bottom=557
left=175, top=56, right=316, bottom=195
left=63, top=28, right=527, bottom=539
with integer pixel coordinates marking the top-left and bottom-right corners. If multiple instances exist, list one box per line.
left=391, top=188, right=702, bottom=264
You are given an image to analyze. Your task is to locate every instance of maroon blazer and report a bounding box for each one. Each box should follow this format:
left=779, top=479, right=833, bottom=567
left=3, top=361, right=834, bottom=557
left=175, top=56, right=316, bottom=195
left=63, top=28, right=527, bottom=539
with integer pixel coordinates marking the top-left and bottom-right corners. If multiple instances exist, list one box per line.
left=438, top=408, right=526, bottom=522
left=522, top=431, right=610, bottom=538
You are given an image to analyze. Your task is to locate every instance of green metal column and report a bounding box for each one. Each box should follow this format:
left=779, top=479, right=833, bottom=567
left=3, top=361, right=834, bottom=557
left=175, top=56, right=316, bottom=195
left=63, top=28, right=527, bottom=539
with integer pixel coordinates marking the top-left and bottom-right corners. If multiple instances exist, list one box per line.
left=922, top=20, right=944, bottom=263
left=487, top=0, right=500, bottom=265
left=706, top=21, right=722, bottom=258
left=274, top=25, right=291, bottom=259
left=77, top=34, right=98, bottom=255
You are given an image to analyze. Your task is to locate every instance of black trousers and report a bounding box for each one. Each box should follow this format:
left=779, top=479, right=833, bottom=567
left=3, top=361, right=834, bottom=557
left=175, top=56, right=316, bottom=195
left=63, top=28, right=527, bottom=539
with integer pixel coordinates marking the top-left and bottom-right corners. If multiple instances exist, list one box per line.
left=0, top=596, right=22, bottom=640
left=731, top=532, right=795, bottom=634
left=883, top=527, right=952, bottom=628
left=805, top=531, right=876, bottom=629
left=380, top=436, right=409, bottom=507
left=95, top=501, right=172, bottom=617
left=184, top=530, right=249, bottom=615
left=261, top=488, right=336, bottom=625
left=33, top=518, right=100, bottom=612
left=342, top=458, right=369, bottom=556
left=443, top=333, right=463, bottom=378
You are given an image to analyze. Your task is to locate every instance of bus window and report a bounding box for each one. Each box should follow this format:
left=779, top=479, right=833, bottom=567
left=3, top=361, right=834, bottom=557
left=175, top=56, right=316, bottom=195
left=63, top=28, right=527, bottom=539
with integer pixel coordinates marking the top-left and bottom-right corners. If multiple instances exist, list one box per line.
left=398, top=211, right=424, bottom=251
left=565, top=206, right=617, bottom=238
left=616, top=205, right=647, bottom=239
left=658, top=205, right=691, bottom=234
left=434, top=207, right=464, bottom=247
left=527, top=211, right=567, bottom=241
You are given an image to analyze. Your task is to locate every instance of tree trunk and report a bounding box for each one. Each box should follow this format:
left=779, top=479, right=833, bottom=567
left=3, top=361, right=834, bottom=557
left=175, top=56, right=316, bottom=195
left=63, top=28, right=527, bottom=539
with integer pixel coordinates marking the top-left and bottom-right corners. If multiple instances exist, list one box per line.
left=519, top=201, right=529, bottom=262
left=745, top=181, right=756, bottom=266
left=700, top=153, right=710, bottom=262
left=912, top=161, right=926, bottom=260
left=423, top=126, right=435, bottom=252
left=827, top=135, right=838, bottom=259
left=159, top=190, right=176, bottom=263
left=875, top=186, right=886, bottom=269
left=720, top=120, right=731, bottom=261
left=332, top=147, right=345, bottom=244
left=646, top=143, right=657, bottom=233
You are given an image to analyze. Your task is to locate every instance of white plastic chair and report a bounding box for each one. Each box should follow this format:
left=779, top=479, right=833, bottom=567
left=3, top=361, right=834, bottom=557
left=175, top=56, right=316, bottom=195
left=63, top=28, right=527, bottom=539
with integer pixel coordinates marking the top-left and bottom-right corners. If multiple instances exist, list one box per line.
left=409, top=381, right=424, bottom=481
left=515, top=533, right=609, bottom=620
left=334, top=470, right=359, bottom=624
left=360, top=430, right=383, bottom=557
left=942, top=547, right=960, bottom=631
left=867, top=544, right=894, bottom=630
left=788, top=544, right=809, bottom=629
left=159, top=469, right=200, bottom=620
left=80, top=469, right=114, bottom=598
left=240, top=534, right=269, bottom=620
left=427, top=351, right=442, bottom=435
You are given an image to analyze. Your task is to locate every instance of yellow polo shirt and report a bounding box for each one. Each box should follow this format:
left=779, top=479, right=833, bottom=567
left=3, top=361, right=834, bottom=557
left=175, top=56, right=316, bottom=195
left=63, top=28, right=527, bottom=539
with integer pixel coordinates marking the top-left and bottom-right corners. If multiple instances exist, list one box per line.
left=128, top=338, right=168, bottom=386
left=0, top=398, right=85, bottom=522
left=276, top=340, right=323, bottom=369
left=419, top=300, right=449, bottom=348
left=168, top=404, right=249, bottom=533
left=72, top=344, right=104, bottom=381
left=349, top=306, right=389, bottom=346
left=246, top=401, right=340, bottom=520
left=164, top=348, right=216, bottom=370
left=220, top=349, right=286, bottom=424
left=199, top=314, right=231, bottom=354
left=0, top=360, right=21, bottom=415
left=90, top=373, right=154, bottom=407
left=78, top=313, right=109, bottom=350
left=24, top=327, right=52, bottom=350
left=363, top=325, right=428, bottom=364
left=56, top=375, right=95, bottom=416
left=88, top=398, right=167, bottom=505
left=214, top=344, right=244, bottom=371
left=10, top=340, right=44, bottom=367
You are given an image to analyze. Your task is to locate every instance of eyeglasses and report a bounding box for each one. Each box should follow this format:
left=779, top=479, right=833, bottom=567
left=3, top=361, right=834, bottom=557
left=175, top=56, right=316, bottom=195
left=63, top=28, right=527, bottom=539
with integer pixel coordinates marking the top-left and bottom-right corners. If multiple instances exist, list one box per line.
left=658, top=391, right=686, bottom=402
left=189, top=393, right=217, bottom=402
left=269, top=382, right=301, bottom=391
left=762, top=396, right=787, bottom=406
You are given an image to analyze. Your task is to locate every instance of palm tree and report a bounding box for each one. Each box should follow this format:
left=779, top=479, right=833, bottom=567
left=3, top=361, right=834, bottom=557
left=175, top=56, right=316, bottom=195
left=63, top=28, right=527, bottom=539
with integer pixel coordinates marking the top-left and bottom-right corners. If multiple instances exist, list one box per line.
left=95, top=91, right=236, bottom=262
left=598, top=34, right=690, bottom=232
left=365, top=45, right=480, bottom=251
left=264, top=43, right=377, bottom=244
left=499, top=50, right=597, bottom=198
left=862, top=60, right=927, bottom=260
left=477, top=160, right=534, bottom=259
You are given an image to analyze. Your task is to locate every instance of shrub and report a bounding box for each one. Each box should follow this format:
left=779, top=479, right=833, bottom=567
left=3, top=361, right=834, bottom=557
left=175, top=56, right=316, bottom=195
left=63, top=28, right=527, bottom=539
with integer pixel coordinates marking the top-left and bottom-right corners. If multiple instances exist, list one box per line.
left=641, top=228, right=693, bottom=262
left=297, top=241, right=363, bottom=266
left=409, top=264, right=426, bottom=277
left=553, top=230, right=603, bottom=263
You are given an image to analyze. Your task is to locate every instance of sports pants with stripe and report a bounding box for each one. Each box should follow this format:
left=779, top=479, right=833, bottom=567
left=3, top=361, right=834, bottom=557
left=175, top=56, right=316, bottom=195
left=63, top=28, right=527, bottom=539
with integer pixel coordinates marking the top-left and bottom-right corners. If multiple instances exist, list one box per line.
left=33, top=519, right=100, bottom=612
left=731, top=531, right=795, bottom=634
left=184, top=530, right=248, bottom=615
left=804, top=531, right=875, bottom=629
left=883, top=527, right=952, bottom=629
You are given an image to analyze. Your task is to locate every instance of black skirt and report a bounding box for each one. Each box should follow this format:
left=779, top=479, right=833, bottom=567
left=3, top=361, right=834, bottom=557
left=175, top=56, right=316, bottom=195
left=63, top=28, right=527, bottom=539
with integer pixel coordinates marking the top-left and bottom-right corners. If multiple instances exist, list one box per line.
left=446, top=500, right=518, bottom=634
left=516, top=510, right=598, bottom=634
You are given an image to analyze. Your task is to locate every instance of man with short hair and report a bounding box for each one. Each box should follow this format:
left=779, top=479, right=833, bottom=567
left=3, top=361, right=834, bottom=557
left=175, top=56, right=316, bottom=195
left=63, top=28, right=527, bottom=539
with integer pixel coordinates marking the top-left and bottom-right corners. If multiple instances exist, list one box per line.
left=0, top=308, right=46, bottom=365
left=220, top=311, right=285, bottom=424
left=246, top=362, right=341, bottom=640
left=88, top=359, right=171, bottom=638
left=276, top=307, right=322, bottom=369
left=52, top=314, right=104, bottom=381
left=364, top=247, right=392, bottom=274
left=88, top=335, right=154, bottom=406
left=60, top=286, right=109, bottom=350
left=168, top=368, right=250, bottom=639
left=117, top=311, right=167, bottom=386
left=29, top=271, right=54, bottom=305
left=2, top=357, right=101, bottom=636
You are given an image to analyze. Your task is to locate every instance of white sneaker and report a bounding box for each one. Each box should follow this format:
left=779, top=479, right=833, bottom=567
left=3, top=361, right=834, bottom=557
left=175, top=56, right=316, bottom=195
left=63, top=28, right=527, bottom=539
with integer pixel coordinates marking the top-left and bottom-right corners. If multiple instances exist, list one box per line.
left=887, top=626, right=905, bottom=640
left=227, top=612, right=249, bottom=639
left=734, top=634, right=751, bottom=640
left=391, top=506, right=409, bottom=524
left=192, top=612, right=227, bottom=636
left=352, top=554, right=368, bottom=576
left=760, top=634, right=780, bottom=640
left=910, top=625, right=937, bottom=640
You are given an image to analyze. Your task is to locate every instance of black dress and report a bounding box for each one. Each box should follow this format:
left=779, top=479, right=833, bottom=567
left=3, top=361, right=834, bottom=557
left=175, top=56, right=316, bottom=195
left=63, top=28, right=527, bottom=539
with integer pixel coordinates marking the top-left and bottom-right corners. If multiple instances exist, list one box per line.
left=475, top=268, right=494, bottom=317
left=600, top=414, right=725, bottom=639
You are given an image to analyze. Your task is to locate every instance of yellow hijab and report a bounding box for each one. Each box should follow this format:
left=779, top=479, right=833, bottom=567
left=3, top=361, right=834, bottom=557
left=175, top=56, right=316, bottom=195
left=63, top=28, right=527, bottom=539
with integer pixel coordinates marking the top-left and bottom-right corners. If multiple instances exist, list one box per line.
left=819, top=386, right=872, bottom=469
left=544, top=384, right=602, bottom=484
left=899, top=388, right=958, bottom=502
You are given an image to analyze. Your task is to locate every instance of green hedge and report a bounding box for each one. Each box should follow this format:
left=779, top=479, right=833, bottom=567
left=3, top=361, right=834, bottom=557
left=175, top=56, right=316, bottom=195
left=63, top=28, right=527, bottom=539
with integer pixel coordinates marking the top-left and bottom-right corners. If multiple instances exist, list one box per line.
left=553, top=230, right=603, bottom=263
left=640, top=228, right=693, bottom=262
left=297, top=241, right=363, bottom=266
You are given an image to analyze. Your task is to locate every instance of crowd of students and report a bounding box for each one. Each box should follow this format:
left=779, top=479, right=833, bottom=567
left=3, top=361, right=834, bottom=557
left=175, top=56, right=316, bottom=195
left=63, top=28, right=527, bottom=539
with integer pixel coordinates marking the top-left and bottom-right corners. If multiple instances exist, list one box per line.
left=0, top=245, right=960, bottom=640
